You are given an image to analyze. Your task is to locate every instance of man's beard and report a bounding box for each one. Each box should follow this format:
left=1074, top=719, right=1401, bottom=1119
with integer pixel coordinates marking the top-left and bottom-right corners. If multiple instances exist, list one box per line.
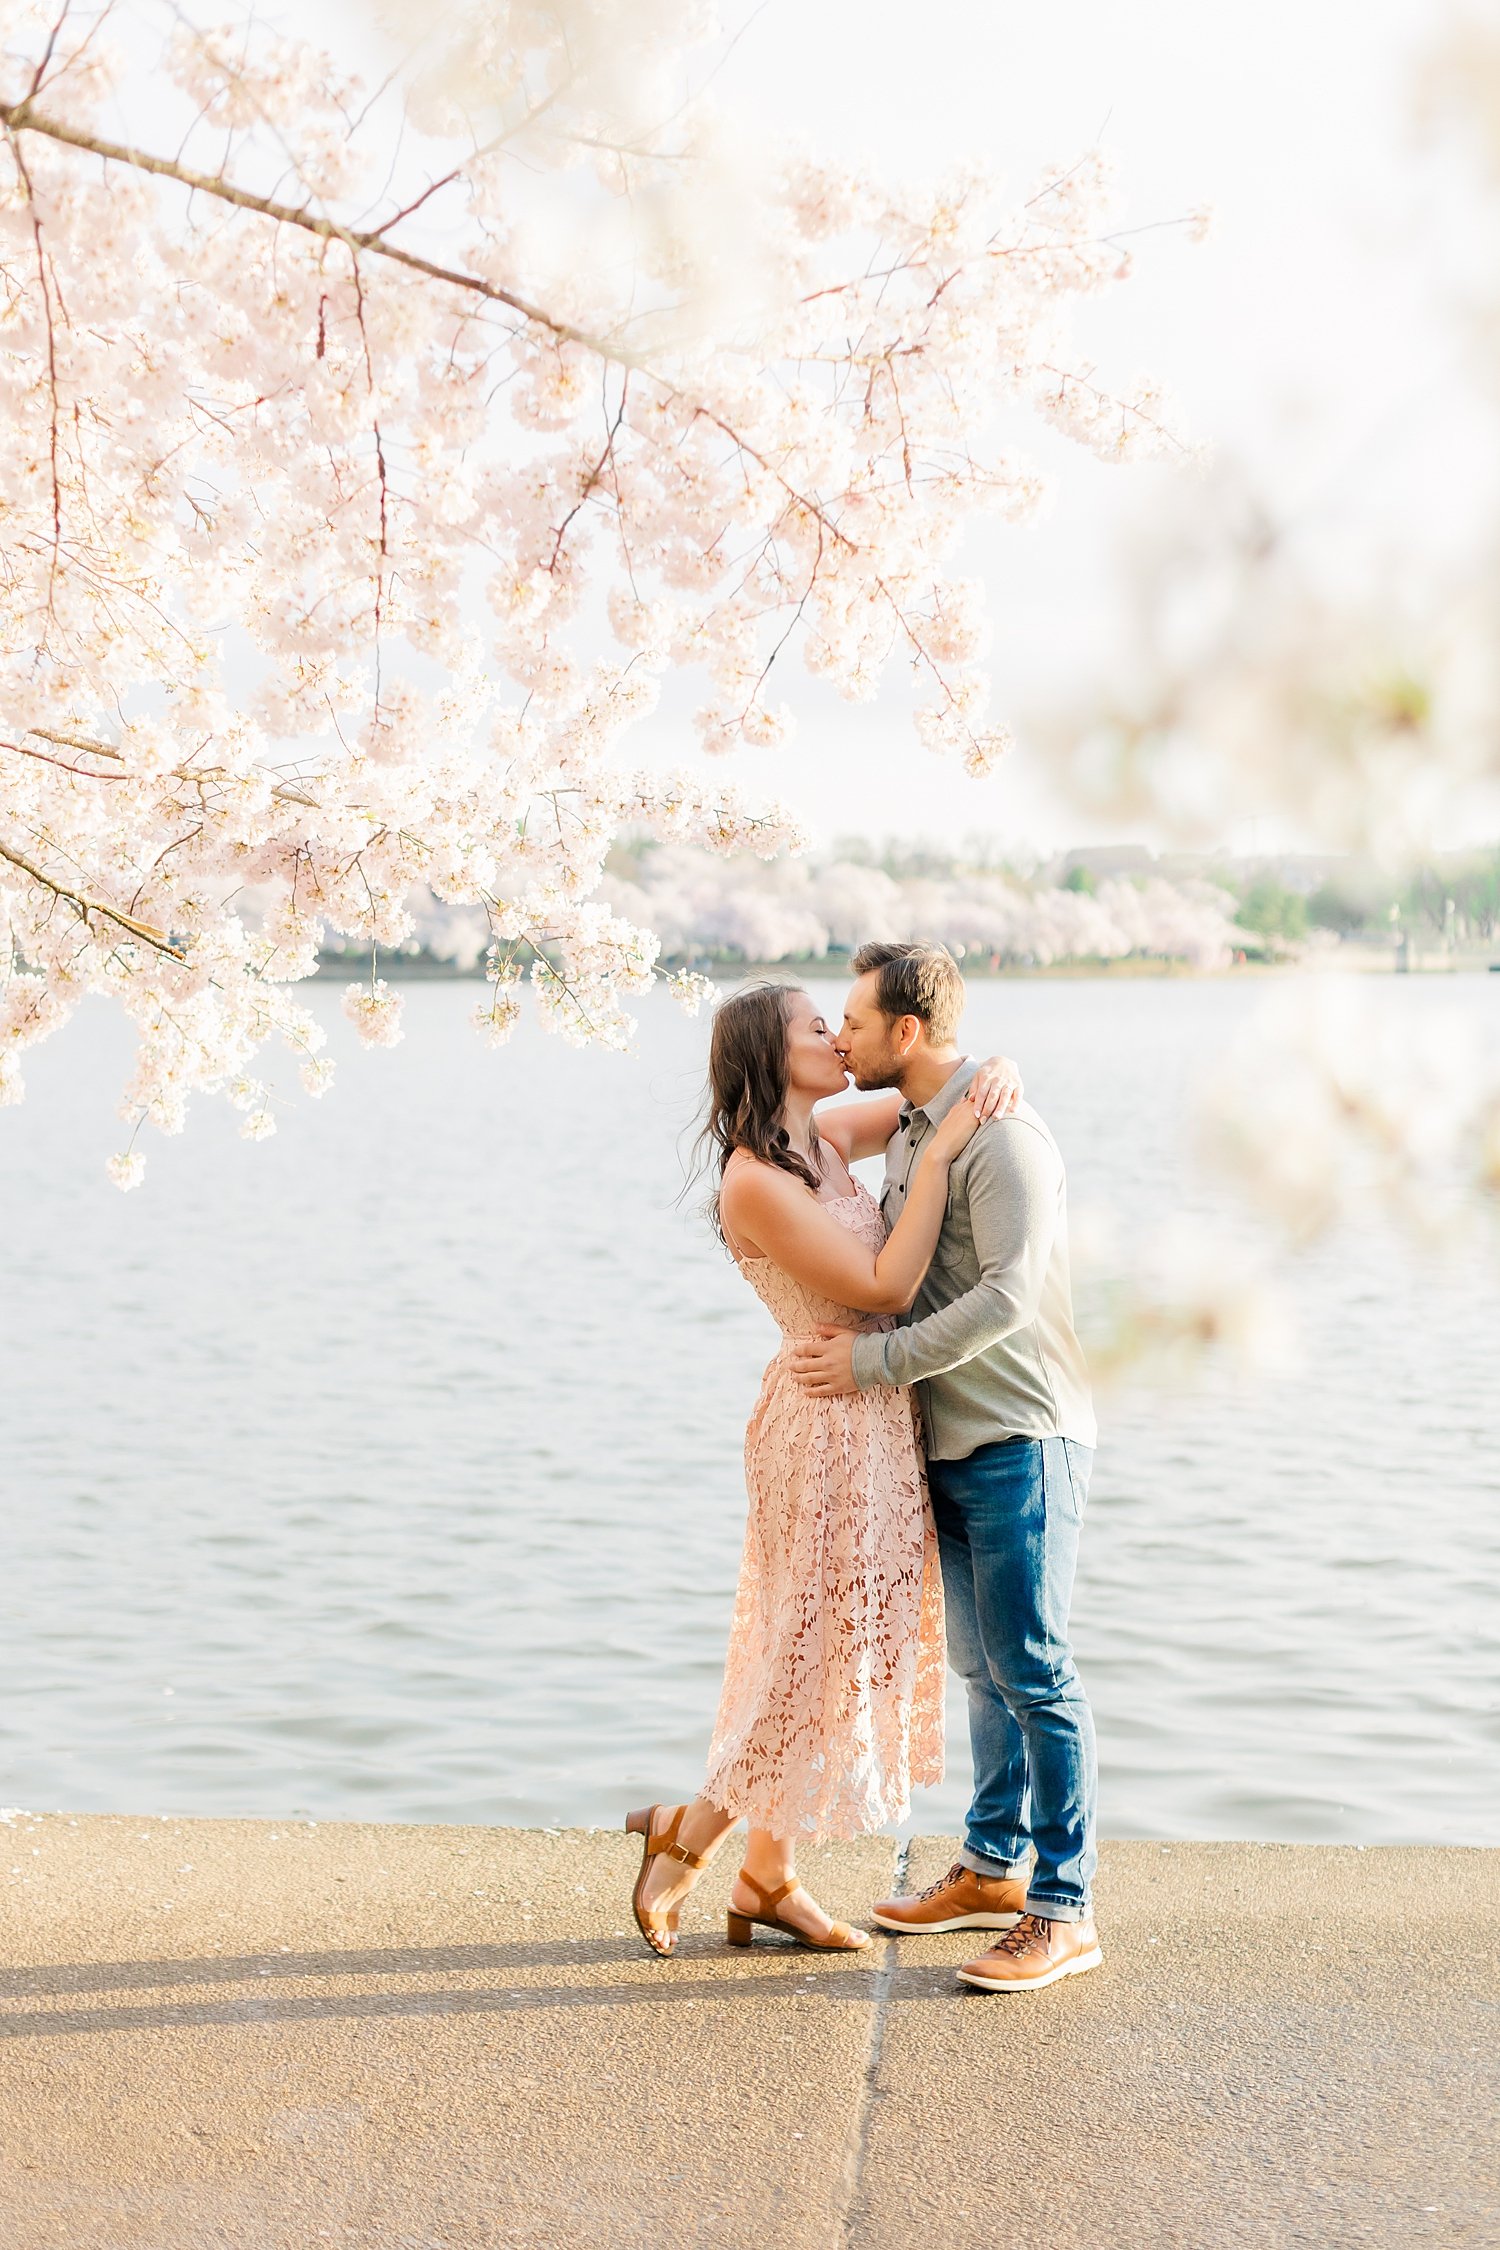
left=848, top=1059, right=904, bottom=1092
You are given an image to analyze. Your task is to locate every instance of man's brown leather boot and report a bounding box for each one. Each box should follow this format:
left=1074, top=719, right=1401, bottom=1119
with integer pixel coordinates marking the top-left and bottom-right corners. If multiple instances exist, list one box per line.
left=871, top=1860, right=1027, bottom=1934
left=956, top=1912, right=1103, bottom=1992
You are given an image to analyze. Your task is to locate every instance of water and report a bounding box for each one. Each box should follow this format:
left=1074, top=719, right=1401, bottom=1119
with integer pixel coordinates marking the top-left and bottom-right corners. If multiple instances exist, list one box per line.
left=1, top=974, right=1496, bottom=1846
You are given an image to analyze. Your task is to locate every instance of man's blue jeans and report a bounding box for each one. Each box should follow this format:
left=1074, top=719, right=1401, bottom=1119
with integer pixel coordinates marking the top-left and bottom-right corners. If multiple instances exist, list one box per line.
left=927, top=1436, right=1097, bottom=1922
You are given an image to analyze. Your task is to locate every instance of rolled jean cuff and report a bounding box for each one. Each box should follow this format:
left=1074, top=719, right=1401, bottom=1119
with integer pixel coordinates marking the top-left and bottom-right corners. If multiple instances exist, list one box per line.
left=959, top=1845, right=1031, bottom=1882
left=1025, top=1891, right=1088, bottom=1924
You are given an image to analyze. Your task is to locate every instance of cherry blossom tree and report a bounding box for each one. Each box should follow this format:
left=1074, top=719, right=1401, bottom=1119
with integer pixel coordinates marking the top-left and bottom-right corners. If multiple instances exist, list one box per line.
left=0, top=0, right=1191, bottom=1183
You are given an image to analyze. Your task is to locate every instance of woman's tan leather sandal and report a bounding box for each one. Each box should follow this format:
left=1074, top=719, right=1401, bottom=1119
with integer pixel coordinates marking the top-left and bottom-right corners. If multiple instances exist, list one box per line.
left=725, top=1869, right=871, bottom=1952
left=625, top=1804, right=710, bottom=1959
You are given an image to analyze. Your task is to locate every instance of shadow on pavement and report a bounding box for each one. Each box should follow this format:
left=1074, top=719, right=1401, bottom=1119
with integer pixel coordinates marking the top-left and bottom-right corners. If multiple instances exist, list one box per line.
left=0, top=1932, right=947, bottom=2040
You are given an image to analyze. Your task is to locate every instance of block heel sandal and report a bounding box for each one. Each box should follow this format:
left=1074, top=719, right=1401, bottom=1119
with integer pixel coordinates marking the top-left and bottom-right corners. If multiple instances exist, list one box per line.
left=625, top=1803, right=710, bottom=1959
left=725, top=1869, right=870, bottom=1952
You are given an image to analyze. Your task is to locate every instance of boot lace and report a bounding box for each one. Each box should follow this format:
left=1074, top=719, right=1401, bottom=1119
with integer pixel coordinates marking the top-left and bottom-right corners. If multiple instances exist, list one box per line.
left=990, top=1912, right=1053, bottom=1959
left=916, top=1860, right=1014, bottom=1902
left=915, top=1861, right=971, bottom=1901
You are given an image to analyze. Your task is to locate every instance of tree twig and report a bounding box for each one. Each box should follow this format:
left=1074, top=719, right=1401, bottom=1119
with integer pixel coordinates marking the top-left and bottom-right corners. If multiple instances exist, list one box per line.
left=0, top=836, right=184, bottom=956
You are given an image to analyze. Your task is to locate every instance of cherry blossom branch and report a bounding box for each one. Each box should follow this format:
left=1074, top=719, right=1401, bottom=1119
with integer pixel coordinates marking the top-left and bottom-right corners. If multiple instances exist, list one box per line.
left=1, top=734, right=125, bottom=778
left=1037, top=363, right=1190, bottom=457
left=481, top=917, right=613, bottom=1044
left=549, top=378, right=629, bottom=570
left=0, top=97, right=631, bottom=363
left=346, top=249, right=391, bottom=699
left=0, top=92, right=1010, bottom=724
left=2, top=121, right=64, bottom=624
left=4, top=724, right=319, bottom=809
left=19, top=723, right=120, bottom=760
left=0, top=836, right=184, bottom=956
left=24, top=8, right=70, bottom=104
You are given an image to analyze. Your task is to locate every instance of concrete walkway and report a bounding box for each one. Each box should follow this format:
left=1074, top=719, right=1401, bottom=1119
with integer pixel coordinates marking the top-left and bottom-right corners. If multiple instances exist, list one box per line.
left=0, top=1815, right=1495, bottom=2248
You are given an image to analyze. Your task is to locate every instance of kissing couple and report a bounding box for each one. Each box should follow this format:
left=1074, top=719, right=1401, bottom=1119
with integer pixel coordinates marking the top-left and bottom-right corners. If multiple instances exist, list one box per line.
left=626, top=941, right=1101, bottom=1994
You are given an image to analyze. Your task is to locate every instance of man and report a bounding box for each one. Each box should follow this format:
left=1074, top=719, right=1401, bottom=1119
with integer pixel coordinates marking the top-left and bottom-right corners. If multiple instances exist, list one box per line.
left=791, top=940, right=1101, bottom=1994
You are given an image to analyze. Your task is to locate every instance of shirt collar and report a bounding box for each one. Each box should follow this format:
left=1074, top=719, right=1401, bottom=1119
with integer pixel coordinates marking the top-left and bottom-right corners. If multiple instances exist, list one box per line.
left=899, top=1056, right=978, bottom=1135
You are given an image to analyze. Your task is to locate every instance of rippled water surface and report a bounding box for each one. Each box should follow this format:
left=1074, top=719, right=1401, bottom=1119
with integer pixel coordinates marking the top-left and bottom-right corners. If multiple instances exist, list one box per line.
left=1, top=973, right=1496, bottom=1845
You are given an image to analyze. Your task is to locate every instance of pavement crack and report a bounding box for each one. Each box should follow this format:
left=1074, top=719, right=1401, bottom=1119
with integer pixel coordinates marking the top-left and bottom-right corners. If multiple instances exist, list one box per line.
left=836, top=1837, right=908, bottom=2249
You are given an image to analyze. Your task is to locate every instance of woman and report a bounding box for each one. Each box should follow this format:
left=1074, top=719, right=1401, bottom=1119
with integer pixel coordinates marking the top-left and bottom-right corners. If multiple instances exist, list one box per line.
left=626, top=981, right=1019, bottom=1956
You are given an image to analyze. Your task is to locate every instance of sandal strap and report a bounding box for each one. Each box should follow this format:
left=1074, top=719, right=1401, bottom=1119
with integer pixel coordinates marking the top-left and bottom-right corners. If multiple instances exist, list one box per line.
left=645, top=1807, right=710, bottom=1871
left=738, top=1869, right=799, bottom=1910
left=649, top=1838, right=709, bottom=1869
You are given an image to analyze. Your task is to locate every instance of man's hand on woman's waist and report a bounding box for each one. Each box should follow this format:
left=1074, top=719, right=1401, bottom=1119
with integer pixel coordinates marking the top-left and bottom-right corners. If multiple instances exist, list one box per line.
left=791, top=1325, right=860, bottom=1396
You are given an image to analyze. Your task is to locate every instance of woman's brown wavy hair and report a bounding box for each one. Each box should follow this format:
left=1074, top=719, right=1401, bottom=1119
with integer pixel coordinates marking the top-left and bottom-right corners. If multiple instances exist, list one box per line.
left=697, top=980, right=823, bottom=1244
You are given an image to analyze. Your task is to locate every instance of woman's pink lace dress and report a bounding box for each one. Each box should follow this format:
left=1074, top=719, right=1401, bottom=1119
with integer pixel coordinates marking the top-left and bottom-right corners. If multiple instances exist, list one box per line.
left=701, top=1179, right=945, bottom=1839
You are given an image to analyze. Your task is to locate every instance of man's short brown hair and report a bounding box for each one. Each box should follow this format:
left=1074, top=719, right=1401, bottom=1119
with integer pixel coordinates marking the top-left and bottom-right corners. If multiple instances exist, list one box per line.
left=850, top=940, right=965, bottom=1046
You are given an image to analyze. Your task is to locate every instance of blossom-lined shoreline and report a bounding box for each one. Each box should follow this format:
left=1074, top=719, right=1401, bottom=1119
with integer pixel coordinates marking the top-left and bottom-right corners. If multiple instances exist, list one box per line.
left=317, top=837, right=1500, bottom=982
left=316, top=939, right=1494, bottom=981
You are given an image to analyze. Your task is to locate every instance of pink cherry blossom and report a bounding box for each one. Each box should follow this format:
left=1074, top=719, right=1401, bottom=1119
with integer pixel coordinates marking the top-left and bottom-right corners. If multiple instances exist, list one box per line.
left=0, top=0, right=1195, bottom=1182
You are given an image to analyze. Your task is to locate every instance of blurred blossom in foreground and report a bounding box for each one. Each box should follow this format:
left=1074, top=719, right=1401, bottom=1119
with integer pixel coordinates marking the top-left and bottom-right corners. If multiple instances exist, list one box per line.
left=1074, top=973, right=1500, bottom=1391
left=1196, top=978, right=1500, bottom=1250
left=1029, top=468, right=1500, bottom=864
left=1072, top=1210, right=1290, bottom=1395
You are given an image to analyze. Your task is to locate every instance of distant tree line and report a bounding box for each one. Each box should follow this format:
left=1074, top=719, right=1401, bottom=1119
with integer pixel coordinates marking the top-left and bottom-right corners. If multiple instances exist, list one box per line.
left=1232, top=848, right=1500, bottom=947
